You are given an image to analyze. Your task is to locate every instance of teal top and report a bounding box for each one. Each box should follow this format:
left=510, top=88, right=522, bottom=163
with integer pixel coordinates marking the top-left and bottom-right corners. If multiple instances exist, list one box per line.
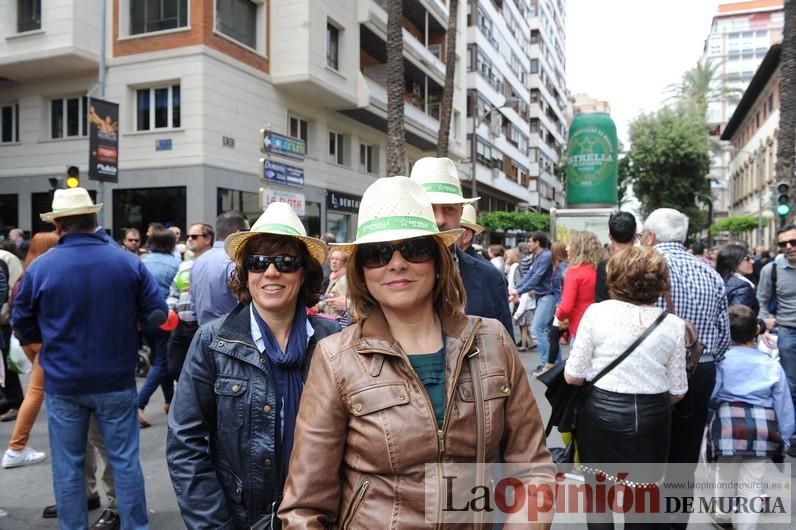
left=408, top=347, right=446, bottom=429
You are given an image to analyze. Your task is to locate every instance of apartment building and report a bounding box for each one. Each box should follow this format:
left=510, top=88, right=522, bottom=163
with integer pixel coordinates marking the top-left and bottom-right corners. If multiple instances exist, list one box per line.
left=720, top=43, right=780, bottom=249
left=466, top=0, right=567, bottom=214
left=571, top=92, right=610, bottom=116
left=702, top=0, right=783, bottom=225
left=0, top=0, right=468, bottom=240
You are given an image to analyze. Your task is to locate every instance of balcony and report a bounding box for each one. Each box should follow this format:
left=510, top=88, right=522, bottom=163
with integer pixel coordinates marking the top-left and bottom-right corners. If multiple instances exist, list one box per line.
left=0, top=1, right=101, bottom=82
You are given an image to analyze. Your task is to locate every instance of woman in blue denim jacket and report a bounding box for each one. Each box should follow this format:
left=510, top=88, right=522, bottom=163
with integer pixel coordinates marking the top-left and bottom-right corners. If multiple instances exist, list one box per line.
left=166, top=203, right=341, bottom=529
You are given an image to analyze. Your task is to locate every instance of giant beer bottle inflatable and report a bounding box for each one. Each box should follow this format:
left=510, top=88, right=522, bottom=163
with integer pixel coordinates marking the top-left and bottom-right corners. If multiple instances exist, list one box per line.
left=565, top=112, right=618, bottom=208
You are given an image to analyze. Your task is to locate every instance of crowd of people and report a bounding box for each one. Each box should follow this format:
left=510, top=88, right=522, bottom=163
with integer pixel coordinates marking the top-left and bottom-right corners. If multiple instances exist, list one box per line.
left=0, top=155, right=794, bottom=529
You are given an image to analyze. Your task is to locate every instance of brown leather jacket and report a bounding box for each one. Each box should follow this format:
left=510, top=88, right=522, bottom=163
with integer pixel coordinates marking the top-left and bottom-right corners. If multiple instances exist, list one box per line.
left=279, top=308, right=555, bottom=529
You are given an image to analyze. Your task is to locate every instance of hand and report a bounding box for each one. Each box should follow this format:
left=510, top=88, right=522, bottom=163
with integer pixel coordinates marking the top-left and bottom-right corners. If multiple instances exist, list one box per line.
left=761, top=331, right=777, bottom=350
left=559, top=318, right=570, bottom=330
left=764, top=317, right=777, bottom=331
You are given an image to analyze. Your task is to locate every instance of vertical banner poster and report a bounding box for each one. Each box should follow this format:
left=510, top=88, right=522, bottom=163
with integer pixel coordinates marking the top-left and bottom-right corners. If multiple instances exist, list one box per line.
left=88, top=98, right=119, bottom=182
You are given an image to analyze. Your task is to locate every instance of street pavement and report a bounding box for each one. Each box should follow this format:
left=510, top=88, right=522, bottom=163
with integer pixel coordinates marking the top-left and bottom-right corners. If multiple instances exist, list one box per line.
left=1, top=345, right=793, bottom=528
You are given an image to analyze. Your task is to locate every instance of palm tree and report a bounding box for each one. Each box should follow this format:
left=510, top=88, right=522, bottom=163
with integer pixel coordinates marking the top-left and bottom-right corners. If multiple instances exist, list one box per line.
left=776, top=0, right=796, bottom=215
left=386, top=0, right=406, bottom=176
left=667, top=58, right=742, bottom=114
left=436, top=0, right=459, bottom=157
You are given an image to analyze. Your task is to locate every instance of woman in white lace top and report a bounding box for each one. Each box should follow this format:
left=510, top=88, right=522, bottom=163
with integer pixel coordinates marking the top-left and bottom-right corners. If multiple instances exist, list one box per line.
left=564, top=246, right=688, bottom=528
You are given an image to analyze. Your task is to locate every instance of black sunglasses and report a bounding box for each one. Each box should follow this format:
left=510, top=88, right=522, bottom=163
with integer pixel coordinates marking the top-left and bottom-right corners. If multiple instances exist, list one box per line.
left=246, top=255, right=304, bottom=273
left=357, top=237, right=437, bottom=269
left=777, top=239, right=796, bottom=249
left=187, top=234, right=206, bottom=240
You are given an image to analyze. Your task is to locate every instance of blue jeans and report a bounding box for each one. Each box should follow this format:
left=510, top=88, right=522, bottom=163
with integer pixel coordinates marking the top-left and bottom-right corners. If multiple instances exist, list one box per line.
left=777, top=325, right=796, bottom=414
left=138, top=325, right=174, bottom=410
left=45, top=389, right=148, bottom=530
left=531, top=293, right=557, bottom=364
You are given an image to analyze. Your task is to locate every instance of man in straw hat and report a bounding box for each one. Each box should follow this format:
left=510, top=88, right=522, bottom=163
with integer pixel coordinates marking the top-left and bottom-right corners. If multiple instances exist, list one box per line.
left=12, top=187, right=167, bottom=529
left=410, top=157, right=514, bottom=339
left=457, top=203, right=486, bottom=259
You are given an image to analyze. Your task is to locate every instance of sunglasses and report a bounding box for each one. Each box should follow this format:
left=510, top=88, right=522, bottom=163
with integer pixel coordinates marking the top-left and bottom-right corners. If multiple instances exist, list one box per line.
left=187, top=234, right=206, bottom=240
left=777, top=239, right=796, bottom=249
left=357, top=237, right=437, bottom=269
left=246, top=255, right=304, bottom=273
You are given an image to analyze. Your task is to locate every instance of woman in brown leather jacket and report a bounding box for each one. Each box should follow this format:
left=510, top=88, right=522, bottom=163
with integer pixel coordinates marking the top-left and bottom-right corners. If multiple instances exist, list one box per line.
left=279, top=176, right=555, bottom=529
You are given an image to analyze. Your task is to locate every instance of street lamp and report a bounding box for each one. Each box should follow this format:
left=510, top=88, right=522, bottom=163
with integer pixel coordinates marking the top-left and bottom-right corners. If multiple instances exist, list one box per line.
left=470, top=96, right=520, bottom=202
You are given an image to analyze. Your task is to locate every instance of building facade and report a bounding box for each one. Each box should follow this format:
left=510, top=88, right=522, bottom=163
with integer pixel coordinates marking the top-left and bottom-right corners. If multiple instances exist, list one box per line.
left=0, top=0, right=469, bottom=240
left=721, top=44, right=781, bottom=250
left=466, top=0, right=567, bottom=214
left=702, top=0, right=783, bottom=226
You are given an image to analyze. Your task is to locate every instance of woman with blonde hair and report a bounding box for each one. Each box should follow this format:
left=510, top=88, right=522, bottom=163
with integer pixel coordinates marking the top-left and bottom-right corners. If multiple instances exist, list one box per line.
left=315, top=249, right=350, bottom=325
left=553, top=231, right=602, bottom=349
left=279, top=176, right=555, bottom=528
left=2, top=231, right=59, bottom=468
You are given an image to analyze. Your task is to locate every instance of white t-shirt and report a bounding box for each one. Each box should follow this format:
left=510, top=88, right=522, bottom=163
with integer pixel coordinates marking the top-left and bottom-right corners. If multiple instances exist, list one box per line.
left=565, top=299, right=688, bottom=395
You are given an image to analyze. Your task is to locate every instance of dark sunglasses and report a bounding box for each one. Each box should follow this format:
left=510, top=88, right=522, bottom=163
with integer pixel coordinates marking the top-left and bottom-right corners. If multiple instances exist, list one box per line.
left=187, top=234, right=206, bottom=240
left=777, top=239, right=796, bottom=249
left=357, top=237, right=437, bottom=269
left=246, top=255, right=304, bottom=273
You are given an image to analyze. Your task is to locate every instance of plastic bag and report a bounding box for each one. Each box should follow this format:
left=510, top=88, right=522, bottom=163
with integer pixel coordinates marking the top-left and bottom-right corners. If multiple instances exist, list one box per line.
left=7, top=335, right=32, bottom=374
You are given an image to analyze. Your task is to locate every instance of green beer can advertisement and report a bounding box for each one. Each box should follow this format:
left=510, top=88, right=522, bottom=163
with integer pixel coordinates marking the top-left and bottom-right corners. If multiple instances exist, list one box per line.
left=566, top=112, right=618, bottom=207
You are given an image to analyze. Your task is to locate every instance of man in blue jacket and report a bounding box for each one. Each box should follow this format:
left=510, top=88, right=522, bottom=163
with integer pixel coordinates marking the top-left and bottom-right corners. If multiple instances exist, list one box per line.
left=12, top=188, right=166, bottom=530
left=410, top=157, right=514, bottom=340
left=511, top=232, right=554, bottom=369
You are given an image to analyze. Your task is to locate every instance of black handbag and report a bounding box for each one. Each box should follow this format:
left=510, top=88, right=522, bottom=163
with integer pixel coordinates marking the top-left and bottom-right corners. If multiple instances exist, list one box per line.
left=539, top=311, right=668, bottom=438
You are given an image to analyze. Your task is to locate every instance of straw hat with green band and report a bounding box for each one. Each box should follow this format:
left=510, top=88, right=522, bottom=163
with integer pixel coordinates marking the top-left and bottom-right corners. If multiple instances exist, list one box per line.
left=409, top=156, right=479, bottom=205
left=460, top=204, right=484, bottom=235
left=224, top=202, right=327, bottom=266
left=331, top=176, right=464, bottom=255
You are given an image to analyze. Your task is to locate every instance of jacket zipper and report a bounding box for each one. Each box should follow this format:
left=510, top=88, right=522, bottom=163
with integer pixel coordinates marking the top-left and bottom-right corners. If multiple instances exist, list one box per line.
left=342, top=480, right=370, bottom=529
left=362, top=321, right=482, bottom=529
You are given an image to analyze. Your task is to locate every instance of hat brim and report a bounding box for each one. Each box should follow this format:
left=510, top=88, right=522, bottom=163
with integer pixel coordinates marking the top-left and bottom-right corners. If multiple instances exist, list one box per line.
left=424, top=191, right=479, bottom=205
left=40, top=204, right=103, bottom=223
left=225, top=231, right=328, bottom=267
left=461, top=221, right=484, bottom=235
left=330, top=228, right=465, bottom=255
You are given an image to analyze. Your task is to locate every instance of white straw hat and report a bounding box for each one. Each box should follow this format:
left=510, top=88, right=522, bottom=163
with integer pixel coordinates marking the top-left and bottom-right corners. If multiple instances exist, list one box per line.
left=40, top=188, right=103, bottom=222
left=460, top=204, right=484, bottom=235
left=225, top=202, right=327, bottom=266
left=332, top=176, right=464, bottom=254
left=409, top=157, right=478, bottom=204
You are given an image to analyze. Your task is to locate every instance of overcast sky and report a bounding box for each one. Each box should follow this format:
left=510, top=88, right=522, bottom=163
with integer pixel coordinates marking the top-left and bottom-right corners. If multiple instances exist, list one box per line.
left=566, top=0, right=722, bottom=147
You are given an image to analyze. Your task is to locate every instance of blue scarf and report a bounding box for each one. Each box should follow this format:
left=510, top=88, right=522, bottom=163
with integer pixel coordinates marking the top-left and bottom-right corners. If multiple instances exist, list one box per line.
left=252, top=302, right=308, bottom=479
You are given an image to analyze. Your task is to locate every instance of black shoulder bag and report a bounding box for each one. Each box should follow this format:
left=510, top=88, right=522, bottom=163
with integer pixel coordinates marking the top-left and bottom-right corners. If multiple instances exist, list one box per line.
left=538, top=310, right=668, bottom=438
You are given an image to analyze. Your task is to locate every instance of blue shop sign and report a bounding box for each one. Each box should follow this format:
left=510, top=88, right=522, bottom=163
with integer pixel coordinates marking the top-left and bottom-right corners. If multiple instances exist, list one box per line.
left=260, top=129, right=306, bottom=161
left=262, top=159, right=305, bottom=188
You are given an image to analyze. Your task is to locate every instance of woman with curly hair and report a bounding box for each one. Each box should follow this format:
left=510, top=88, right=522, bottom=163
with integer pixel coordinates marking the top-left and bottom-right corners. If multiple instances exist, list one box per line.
left=167, top=202, right=341, bottom=529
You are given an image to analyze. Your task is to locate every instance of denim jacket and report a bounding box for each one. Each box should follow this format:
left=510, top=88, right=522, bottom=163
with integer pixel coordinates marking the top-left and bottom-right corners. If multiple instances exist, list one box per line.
left=166, top=303, right=341, bottom=529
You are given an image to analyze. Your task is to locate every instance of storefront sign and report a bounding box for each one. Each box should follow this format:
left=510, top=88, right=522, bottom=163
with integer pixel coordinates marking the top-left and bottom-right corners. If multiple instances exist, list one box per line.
left=327, top=191, right=361, bottom=214
left=261, top=159, right=304, bottom=187
left=87, top=98, right=119, bottom=182
left=261, top=189, right=306, bottom=216
left=260, top=129, right=306, bottom=161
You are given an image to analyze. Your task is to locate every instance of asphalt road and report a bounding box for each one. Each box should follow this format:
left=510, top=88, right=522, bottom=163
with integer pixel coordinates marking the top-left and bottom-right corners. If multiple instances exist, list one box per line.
left=1, top=345, right=793, bottom=529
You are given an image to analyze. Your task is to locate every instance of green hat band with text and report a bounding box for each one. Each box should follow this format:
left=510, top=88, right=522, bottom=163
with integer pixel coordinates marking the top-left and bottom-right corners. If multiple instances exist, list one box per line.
left=357, top=216, right=438, bottom=239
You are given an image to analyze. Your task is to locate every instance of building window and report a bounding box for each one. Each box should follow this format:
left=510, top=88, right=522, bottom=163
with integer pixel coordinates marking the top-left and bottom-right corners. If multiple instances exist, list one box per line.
left=530, top=59, right=539, bottom=74
left=51, top=97, right=88, bottom=139
left=130, top=0, right=188, bottom=35
left=327, top=22, right=340, bottom=70
left=289, top=115, right=309, bottom=152
left=329, top=131, right=345, bottom=165
left=135, top=85, right=181, bottom=131
left=215, top=0, right=257, bottom=50
left=360, top=143, right=377, bottom=174
left=1, top=104, right=19, bottom=143
left=17, top=0, right=41, bottom=32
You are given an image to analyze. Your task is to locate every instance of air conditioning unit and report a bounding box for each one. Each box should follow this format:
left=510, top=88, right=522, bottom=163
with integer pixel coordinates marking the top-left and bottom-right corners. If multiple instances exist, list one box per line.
left=491, top=167, right=500, bottom=179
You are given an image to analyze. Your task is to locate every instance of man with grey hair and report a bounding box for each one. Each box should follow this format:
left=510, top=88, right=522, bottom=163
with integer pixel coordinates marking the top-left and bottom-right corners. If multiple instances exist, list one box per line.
left=641, top=207, right=730, bottom=529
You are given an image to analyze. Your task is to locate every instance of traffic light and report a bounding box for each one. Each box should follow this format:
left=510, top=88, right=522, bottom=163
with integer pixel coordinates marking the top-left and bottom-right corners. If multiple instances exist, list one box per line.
left=65, top=166, right=80, bottom=188
left=775, top=180, right=791, bottom=218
